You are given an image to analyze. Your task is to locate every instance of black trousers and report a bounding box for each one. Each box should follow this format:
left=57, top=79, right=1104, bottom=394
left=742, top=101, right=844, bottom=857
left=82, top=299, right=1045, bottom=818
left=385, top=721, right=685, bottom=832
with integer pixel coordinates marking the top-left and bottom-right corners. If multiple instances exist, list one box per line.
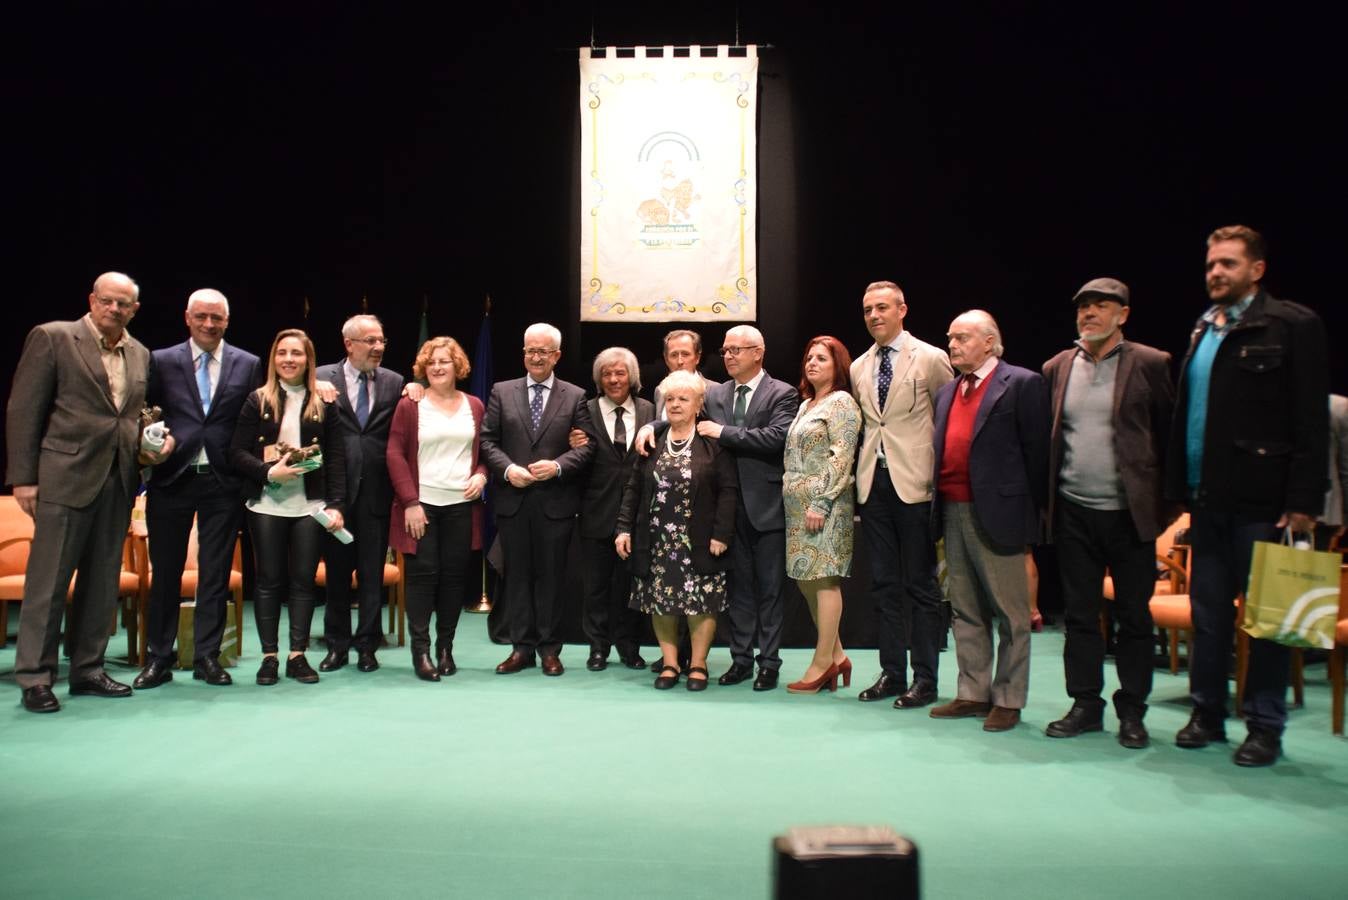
left=859, top=466, right=944, bottom=689
left=403, top=501, right=472, bottom=656
left=1054, top=499, right=1155, bottom=718
left=497, top=492, right=573, bottom=658
left=321, top=489, right=389, bottom=654
left=247, top=511, right=325, bottom=653
left=580, top=534, right=643, bottom=658
left=145, top=471, right=243, bottom=664
left=726, top=504, right=786, bottom=672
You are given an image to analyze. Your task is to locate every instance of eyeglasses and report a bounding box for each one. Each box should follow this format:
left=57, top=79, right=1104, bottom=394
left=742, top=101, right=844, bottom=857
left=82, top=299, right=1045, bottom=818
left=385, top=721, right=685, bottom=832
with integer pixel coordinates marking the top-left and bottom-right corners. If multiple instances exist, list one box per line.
left=719, top=345, right=760, bottom=357
left=523, top=348, right=558, bottom=359
left=353, top=337, right=388, bottom=347
left=93, top=295, right=136, bottom=312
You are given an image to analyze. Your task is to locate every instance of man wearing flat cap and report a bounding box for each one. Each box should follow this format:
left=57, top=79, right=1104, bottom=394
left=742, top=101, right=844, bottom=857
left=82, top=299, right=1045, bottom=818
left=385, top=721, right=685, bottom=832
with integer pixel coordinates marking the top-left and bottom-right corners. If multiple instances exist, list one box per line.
left=1041, top=278, right=1175, bottom=748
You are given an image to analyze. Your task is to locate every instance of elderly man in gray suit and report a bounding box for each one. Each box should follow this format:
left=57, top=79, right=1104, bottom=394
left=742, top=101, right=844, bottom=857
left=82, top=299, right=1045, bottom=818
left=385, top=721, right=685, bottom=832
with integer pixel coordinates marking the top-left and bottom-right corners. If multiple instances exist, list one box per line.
left=480, top=322, right=595, bottom=676
left=1042, top=278, right=1175, bottom=748
left=6, top=272, right=173, bottom=713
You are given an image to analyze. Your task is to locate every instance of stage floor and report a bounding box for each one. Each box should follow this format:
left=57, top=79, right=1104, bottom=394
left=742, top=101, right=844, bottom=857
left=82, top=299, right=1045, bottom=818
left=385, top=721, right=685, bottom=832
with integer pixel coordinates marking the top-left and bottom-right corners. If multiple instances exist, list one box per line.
left=2, top=613, right=1345, bottom=898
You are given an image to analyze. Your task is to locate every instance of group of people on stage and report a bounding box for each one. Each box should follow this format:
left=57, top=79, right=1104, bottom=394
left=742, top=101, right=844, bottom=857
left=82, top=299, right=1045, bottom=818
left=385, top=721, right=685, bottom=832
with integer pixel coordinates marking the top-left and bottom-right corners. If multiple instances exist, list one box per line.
left=6, top=224, right=1341, bottom=769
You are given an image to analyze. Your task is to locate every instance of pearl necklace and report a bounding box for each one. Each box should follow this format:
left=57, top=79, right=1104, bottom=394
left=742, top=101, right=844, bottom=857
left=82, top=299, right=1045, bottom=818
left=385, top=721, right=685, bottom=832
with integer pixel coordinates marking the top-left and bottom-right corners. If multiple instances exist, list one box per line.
left=665, top=429, right=693, bottom=457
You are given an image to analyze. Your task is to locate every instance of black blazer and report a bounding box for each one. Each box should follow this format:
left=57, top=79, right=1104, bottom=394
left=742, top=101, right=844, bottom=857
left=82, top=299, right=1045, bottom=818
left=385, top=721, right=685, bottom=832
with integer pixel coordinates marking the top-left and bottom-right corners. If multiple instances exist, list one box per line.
left=579, top=395, right=656, bottom=540
left=228, top=390, right=346, bottom=511
left=615, top=433, right=738, bottom=577
left=314, top=361, right=404, bottom=511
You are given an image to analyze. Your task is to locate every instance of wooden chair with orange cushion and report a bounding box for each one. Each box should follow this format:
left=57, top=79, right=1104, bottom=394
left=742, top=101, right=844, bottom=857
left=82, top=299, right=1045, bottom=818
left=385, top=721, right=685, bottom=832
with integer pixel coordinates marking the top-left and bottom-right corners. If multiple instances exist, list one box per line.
left=313, top=554, right=405, bottom=647
left=0, top=495, right=144, bottom=658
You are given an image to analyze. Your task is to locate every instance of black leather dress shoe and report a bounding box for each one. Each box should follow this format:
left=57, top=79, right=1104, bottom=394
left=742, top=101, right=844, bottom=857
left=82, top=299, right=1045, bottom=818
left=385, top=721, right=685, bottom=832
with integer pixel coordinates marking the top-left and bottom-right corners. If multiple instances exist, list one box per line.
left=893, top=681, right=938, bottom=709
left=436, top=648, right=457, bottom=676
left=1045, top=704, right=1105, bottom=738
left=718, top=663, right=754, bottom=686
left=1176, top=709, right=1227, bottom=748
left=68, top=672, right=132, bottom=698
left=193, top=656, right=233, bottom=686
left=586, top=650, right=608, bottom=671
left=1117, top=718, right=1150, bottom=750
left=619, top=652, right=647, bottom=670
left=21, top=685, right=61, bottom=713
left=256, top=656, right=280, bottom=685
left=1234, top=729, right=1282, bottom=767
left=133, top=658, right=175, bottom=690
left=356, top=650, right=379, bottom=672
left=285, top=654, right=320, bottom=684
left=496, top=651, right=536, bottom=674
left=413, top=652, right=441, bottom=682
left=319, top=649, right=348, bottom=672
left=752, top=669, right=779, bottom=692
left=858, top=673, right=903, bottom=702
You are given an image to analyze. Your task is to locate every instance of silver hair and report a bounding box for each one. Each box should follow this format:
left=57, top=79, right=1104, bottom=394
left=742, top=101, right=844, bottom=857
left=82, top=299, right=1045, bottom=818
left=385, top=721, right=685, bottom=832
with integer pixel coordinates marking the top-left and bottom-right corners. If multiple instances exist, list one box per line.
left=524, top=322, right=562, bottom=350
left=186, top=288, right=230, bottom=316
left=725, top=324, right=764, bottom=348
left=93, top=271, right=139, bottom=302
left=342, top=314, right=385, bottom=339
left=656, top=369, right=706, bottom=404
left=592, top=346, right=641, bottom=394
left=959, top=309, right=1004, bottom=357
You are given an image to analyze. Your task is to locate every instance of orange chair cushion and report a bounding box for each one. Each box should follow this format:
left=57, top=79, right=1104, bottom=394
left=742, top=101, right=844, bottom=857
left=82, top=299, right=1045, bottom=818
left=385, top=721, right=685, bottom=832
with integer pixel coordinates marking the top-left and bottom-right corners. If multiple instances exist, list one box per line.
left=1150, top=594, right=1192, bottom=629
left=0, top=570, right=137, bottom=600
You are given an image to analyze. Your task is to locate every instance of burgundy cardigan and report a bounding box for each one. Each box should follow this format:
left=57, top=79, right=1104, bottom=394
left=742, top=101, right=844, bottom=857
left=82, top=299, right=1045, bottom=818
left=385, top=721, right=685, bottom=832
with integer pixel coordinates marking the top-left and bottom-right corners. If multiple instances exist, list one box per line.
left=386, top=393, right=487, bottom=555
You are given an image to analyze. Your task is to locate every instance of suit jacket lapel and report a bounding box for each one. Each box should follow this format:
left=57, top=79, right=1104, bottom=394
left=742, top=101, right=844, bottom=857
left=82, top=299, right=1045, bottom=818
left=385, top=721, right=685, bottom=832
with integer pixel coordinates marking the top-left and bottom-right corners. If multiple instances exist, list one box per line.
left=73, top=325, right=116, bottom=411
left=178, top=342, right=205, bottom=421
left=1048, top=353, right=1071, bottom=434
left=533, top=381, right=566, bottom=442
left=330, top=365, right=355, bottom=422
left=972, top=364, right=1010, bottom=441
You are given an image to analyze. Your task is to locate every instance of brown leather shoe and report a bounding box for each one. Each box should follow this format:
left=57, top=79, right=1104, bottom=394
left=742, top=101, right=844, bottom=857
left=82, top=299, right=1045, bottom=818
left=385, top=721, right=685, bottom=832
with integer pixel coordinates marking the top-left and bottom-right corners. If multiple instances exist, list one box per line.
left=983, top=706, right=1021, bottom=732
left=495, top=651, right=536, bottom=674
left=929, top=698, right=992, bottom=719
left=541, top=654, right=564, bottom=676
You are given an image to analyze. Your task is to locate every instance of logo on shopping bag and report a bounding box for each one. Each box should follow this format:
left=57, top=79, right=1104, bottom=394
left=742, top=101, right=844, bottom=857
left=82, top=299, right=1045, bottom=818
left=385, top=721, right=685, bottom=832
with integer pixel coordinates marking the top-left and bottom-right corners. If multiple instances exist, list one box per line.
left=1274, top=586, right=1338, bottom=649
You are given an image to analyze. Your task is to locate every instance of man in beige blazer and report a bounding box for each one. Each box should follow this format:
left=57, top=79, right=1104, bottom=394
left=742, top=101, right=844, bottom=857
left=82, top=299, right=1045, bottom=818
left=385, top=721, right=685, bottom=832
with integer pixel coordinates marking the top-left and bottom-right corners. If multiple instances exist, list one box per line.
left=851, top=280, right=955, bottom=707
left=6, top=272, right=171, bottom=713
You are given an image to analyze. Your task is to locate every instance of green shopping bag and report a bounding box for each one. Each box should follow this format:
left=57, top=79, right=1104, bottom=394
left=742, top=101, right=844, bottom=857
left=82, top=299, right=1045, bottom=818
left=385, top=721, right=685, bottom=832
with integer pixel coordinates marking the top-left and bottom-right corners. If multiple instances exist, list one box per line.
left=1242, top=530, right=1341, bottom=649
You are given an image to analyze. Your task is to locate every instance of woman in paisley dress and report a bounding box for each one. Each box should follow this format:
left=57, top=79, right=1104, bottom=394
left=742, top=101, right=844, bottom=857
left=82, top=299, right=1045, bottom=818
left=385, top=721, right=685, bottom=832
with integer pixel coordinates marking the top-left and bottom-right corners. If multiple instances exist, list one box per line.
left=783, top=336, right=861, bottom=693
left=615, top=370, right=738, bottom=691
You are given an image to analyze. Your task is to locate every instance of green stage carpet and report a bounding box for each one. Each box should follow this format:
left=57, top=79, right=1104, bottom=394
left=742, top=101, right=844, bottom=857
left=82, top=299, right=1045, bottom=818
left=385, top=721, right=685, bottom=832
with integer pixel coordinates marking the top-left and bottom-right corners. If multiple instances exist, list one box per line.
left=2, top=613, right=1345, bottom=898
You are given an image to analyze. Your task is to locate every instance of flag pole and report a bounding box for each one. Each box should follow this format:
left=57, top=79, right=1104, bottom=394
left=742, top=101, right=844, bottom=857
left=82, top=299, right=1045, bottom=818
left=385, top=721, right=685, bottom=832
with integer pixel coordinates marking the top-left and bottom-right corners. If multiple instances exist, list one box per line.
left=471, top=293, right=494, bottom=613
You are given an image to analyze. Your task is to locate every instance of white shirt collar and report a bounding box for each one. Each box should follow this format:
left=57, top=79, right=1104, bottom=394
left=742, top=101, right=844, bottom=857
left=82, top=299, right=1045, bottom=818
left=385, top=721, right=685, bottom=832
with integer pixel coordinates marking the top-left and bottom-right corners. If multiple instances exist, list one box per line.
left=969, top=356, right=999, bottom=383
left=733, top=368, right=767, bottom=392
left=189, top=338, right=223, bottom=364
left=599, top=394, right=635, bottom=416
left=528, top=374, right=556, bottom=391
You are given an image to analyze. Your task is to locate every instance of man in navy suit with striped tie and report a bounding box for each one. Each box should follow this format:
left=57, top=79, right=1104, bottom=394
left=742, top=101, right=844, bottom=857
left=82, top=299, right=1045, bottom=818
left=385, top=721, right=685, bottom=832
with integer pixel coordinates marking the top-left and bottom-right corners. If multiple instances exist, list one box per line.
left=316, top=314, right=407, bottom=674
left=134, top=289, right=262, bottom=689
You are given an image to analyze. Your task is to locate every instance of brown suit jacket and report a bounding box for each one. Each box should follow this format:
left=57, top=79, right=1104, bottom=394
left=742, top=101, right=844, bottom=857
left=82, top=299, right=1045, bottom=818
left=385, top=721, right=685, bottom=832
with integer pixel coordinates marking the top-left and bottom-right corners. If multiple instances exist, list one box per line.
left=1042, top=340, right=1175, bottom=542
left=6, top=317, right=149, bottom=505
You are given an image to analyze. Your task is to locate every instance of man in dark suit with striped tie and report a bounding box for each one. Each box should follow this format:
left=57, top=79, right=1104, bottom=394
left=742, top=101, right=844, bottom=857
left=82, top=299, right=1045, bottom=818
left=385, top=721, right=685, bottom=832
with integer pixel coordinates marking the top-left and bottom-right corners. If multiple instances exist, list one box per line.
left=134, top=288, right=261, bottom=690
left=314, top=314, right=407, bottom=674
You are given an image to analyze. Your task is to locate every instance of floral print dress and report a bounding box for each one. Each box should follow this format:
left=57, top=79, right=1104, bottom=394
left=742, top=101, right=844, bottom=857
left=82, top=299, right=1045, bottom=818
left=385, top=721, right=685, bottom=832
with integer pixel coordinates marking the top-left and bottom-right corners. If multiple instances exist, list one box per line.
left=783, top=391, right=861, bottom=579
left=629, top=442, right=728, bottom=616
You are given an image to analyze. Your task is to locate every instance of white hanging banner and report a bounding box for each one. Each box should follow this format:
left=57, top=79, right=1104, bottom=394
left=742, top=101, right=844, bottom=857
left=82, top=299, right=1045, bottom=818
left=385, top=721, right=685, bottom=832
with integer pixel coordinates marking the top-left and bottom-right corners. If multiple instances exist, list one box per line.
left=580, top=45, right=758, bottom=322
